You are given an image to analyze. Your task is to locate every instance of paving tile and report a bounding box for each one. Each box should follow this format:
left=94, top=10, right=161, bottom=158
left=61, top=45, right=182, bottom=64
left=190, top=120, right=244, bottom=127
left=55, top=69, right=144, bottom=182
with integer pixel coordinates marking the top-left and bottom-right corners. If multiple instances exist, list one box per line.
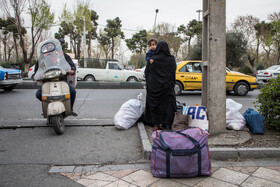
left=60, top=172, right=82, bottom=181
left=195, top=177, right=237, bottom=187
left=150, top=178, right=187, bottom=187
left=122, top=170, right=159, bottom=187
left=104, top=179, right=137, bottom=187
left=104, top=169, right=136, bottom=178
left=226, top=166, right=258, bottom=175
left=73, top=166, right=84, bottom=173
left=83, top=165, right=98, bottom=172
left=76, top=178, right=95, bottom=186
left=172, top=176, right=206, bottom=186
left=85, top=172, right=118, bottom=186
left=49, top=166, right=75, bottom=173
left=241, top=176, right=280, bottom=187
left=265, top=166, right=280, bottom=172
left=211, top=167, right=220, bottom=173
left=252, top=167, right=280, bottom=184
left=211, top=168, right=249, bottom=185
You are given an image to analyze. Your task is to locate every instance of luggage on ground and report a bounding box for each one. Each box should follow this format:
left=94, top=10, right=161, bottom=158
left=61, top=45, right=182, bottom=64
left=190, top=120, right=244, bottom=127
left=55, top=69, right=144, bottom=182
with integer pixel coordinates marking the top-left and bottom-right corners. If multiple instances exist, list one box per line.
left=182, top=105, right=209, bottom=131
left=171, top=112, right=189, bottom=130
left=150, top=128, right=212, bottom=178
left=114, top=93, right=143, bottom=130
left=226, top=99, right=246, bottom=130
left=243, top=108, right=265, bottom=134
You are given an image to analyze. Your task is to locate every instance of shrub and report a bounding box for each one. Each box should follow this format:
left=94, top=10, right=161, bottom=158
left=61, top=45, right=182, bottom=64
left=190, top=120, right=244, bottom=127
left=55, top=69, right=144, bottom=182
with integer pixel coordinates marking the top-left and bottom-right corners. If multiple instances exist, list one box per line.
left=255, top=76, right=280, bottom=131
left=257, top=63, right=265, bottom=70
left=238, top=65, right=253, bottom=75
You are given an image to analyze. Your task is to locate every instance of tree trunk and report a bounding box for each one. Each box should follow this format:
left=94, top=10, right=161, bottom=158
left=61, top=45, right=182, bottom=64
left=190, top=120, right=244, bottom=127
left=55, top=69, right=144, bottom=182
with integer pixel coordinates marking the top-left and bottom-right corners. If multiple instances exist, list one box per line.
left=77, top=37, right=81, bottom=59
left=3, top=39, right=7, bottom=61
left=277, top=41, right=280, bottom=65
left=7, top=46, right=14, bottom=62
left=88, top=32, right=91, bottom=58
left=13, top=34, right=19, bottom=60
left=254, top=38, right=260, bottom=74
left=111, top=38, right=114, bottom=59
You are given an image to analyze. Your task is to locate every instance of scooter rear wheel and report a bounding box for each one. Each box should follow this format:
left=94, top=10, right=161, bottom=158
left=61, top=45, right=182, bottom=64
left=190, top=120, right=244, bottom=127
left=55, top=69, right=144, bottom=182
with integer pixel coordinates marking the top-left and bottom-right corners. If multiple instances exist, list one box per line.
left=51, top=114, right=65, bottom=135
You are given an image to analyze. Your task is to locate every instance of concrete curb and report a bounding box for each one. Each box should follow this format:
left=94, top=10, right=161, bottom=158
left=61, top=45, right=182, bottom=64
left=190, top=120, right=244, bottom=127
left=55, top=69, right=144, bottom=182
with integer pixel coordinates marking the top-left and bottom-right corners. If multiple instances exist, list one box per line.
left=138, top=123, right=152, bottom=160
left=137, top=122, right=280, bottom=161
left=16, top=80, right=145, bottom=89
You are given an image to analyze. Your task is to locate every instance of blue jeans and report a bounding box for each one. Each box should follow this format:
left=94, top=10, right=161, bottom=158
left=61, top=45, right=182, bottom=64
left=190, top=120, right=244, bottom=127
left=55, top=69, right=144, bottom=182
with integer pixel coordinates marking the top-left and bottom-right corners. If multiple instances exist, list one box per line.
left=36, top=83, right=76, bottom=111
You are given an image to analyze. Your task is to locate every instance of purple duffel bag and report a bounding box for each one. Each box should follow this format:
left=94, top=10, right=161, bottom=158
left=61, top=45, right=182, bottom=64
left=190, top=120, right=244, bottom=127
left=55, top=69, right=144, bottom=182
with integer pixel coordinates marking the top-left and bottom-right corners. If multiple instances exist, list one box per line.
left=150, top=128, right=211, bottom=178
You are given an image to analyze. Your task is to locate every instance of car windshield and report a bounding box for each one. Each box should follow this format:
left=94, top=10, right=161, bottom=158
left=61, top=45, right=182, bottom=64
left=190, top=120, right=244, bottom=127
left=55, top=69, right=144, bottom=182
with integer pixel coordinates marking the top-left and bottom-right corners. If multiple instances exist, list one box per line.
left=267, top=65, right=280, bottom=70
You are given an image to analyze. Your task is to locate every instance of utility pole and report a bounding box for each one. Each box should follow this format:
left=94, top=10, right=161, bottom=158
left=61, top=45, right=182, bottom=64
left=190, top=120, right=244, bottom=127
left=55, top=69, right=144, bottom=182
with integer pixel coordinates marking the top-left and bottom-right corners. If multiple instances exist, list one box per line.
left=83, top=16, right=87, bottom=68
left=196, top=10, right=203, bottom=22
left=154, top=9, right=159, bottom=39
left=202, top=0, right=226, bottom=135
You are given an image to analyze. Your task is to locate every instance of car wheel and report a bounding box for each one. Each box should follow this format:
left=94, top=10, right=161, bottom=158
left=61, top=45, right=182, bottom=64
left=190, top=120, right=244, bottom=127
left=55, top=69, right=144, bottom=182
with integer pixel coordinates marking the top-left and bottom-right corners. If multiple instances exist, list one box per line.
left=3, top=84, right=16, bottom=91
left=175, top=81, right=183, bottom=96
left=84, top=75, right=95, bottom=81
left=127, top=76, right=138, bottom=82
left=234, top=82, right=249, bottom=96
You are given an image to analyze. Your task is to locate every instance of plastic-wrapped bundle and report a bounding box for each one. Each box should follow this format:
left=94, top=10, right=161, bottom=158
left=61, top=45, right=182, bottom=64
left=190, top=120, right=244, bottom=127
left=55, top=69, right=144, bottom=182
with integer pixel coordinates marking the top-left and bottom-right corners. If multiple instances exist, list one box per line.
left=114, top=93, right=144, bottom=130
left=226, top=99, right=246, bottom=130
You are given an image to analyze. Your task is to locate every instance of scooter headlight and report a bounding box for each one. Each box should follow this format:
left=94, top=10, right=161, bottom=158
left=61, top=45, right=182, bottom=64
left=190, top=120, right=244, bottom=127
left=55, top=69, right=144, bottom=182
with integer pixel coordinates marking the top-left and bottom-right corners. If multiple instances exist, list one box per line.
left=44, top=70, right=62, bottom=79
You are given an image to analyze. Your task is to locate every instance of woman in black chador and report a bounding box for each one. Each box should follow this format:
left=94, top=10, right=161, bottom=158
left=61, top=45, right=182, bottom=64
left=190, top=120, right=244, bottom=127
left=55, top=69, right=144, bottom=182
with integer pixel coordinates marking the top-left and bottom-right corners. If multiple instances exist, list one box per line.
left=144, top=41, right=177, bottom=130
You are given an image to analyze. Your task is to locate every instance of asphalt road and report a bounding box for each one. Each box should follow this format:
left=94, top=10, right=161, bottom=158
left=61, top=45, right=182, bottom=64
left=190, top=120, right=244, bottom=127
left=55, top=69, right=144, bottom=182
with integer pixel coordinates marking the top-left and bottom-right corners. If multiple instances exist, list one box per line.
left=0, top=88, right=260, bottom=186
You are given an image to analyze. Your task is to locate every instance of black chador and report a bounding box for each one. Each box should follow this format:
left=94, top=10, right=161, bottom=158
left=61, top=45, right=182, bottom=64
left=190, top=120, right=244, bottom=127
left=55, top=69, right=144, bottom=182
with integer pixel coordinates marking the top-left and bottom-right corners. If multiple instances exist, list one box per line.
left=144, top=41, right=177, bottom=129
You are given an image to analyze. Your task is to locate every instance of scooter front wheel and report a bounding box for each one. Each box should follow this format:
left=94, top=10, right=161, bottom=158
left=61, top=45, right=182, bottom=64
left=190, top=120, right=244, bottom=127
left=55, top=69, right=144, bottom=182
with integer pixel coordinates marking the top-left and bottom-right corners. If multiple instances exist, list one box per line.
left=51, top=114, right=65, bottom=135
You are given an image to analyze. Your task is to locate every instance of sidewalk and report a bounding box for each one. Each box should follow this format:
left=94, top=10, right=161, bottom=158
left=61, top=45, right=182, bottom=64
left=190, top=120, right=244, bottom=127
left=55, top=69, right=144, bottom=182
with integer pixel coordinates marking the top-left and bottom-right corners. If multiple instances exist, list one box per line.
left=50, top=159, right=280, bottom=186
left=48, top=122, right=280, bottom=187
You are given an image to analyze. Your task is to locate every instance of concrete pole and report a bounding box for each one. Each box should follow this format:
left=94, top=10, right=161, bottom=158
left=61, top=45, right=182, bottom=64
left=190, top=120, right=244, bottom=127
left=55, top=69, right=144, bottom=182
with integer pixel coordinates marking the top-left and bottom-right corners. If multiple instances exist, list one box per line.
left=154, top=9, right=159, bottom=39
left=196, top=10, right=203, bottom=22
left=202, top=0, right=226, bottom=135
left=83, top=16, right=87, bottom=68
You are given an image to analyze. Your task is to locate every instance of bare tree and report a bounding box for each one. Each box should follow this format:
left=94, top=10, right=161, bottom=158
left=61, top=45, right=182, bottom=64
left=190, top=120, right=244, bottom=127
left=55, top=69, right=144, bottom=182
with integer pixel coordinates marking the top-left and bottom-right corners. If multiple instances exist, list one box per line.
left=268, top=12, right=280, bottom=21
left=231, top=15, right=260, bottom=46
left=1, top=0, right=55, bottom=72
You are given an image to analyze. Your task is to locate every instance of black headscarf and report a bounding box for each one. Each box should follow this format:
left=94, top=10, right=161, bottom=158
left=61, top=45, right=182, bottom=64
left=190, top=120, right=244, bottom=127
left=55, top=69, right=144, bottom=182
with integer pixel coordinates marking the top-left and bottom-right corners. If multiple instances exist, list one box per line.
left=144, top=41, right=177, bottom=127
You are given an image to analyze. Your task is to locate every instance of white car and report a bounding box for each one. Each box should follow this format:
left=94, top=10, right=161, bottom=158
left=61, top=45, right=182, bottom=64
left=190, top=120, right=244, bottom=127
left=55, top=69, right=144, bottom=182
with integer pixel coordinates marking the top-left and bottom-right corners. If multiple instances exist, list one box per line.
left=28, top=65, right=35, bottom=80
left=256, top=65, right=280, bottom=82
left=77, top=61, right=145, bottom=82
left=135, top=66, right=146, bottom=74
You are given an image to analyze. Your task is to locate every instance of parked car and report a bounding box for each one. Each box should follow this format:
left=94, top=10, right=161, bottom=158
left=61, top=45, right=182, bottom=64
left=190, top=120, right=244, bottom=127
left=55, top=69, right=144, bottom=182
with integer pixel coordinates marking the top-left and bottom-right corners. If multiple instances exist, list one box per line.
left=0, top=66, right=22, bottom=91
left=77, top=61, right=145, bottom=82
left=256, top=65, right=280, bottom=82
left=28, top=65, right=35, bottom=80
left=175, top=61, right=258, bottom=96
left=135, top=66, right=146, bottom=74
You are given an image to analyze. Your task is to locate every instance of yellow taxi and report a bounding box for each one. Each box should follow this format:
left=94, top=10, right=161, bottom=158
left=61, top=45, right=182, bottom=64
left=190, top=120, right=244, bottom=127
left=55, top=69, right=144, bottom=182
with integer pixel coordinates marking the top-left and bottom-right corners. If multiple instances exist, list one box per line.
left=175, top=61, right=258, bottom=96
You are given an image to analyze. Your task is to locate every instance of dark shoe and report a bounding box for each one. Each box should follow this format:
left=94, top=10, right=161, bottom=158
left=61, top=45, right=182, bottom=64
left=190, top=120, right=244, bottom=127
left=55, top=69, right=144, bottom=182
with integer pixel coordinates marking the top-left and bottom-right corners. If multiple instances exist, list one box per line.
left=71, top=111, right=78, bottom=116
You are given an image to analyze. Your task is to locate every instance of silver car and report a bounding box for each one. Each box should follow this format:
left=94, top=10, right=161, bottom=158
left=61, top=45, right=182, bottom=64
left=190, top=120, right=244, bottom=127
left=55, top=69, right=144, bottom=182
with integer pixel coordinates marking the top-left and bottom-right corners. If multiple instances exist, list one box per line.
left=256, top=65, right=280, bottom=82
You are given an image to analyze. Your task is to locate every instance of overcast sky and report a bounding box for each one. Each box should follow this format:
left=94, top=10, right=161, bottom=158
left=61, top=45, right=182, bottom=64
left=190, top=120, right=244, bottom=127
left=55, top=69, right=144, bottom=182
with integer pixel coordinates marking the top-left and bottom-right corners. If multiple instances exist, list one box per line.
left=47, top=0, right=280, bottom=38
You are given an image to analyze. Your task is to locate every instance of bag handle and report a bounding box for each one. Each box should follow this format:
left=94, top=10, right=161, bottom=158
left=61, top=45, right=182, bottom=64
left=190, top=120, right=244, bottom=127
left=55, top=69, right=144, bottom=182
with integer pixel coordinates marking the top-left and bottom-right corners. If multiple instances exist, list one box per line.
left=159, top=130, right=200, bottom=150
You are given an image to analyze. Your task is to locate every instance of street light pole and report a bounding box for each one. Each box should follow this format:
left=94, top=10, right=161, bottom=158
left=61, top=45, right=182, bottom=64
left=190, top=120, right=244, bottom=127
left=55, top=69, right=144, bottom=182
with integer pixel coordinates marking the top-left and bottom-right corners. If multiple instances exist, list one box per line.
left=154, top=9, right=159, bottom=38
left=196, top=10, right=203, bottom=22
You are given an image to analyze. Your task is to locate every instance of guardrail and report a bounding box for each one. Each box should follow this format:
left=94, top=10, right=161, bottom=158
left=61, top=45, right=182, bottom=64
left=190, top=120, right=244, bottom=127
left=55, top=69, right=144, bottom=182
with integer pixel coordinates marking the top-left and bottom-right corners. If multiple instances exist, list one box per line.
left=16, top=80, right=146, bottom=89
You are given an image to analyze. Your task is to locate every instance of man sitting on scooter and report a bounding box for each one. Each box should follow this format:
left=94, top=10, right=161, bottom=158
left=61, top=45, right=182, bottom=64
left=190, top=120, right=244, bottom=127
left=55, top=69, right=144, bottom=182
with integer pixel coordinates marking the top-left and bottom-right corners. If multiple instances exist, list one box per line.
left=34, top=39, right=78, bottom=116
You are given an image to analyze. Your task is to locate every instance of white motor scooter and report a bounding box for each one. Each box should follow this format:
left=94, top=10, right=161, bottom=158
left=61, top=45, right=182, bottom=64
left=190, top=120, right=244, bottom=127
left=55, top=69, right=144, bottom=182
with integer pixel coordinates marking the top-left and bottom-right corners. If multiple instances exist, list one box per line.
left=34, top=39, right=73, bottom=135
